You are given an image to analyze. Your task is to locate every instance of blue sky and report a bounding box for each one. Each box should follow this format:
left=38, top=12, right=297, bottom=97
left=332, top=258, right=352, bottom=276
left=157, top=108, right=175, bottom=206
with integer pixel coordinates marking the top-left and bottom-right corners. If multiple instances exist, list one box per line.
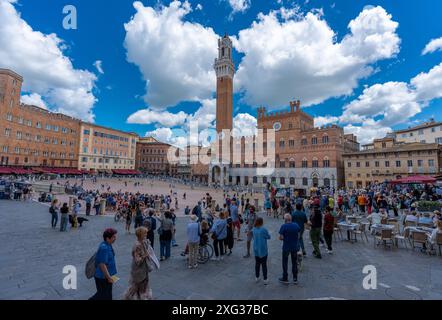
left=1, top=0, right=442, bottom=145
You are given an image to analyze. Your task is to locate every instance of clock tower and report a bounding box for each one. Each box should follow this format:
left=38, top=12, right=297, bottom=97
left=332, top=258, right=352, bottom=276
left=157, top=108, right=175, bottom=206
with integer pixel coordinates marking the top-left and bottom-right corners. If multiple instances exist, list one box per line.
left=214, top=34, right=234, bottom=133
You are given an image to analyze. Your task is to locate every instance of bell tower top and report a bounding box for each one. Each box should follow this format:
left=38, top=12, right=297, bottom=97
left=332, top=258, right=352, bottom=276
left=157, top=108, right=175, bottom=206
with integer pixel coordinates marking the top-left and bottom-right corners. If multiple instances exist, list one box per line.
left=214, top=35, right=234, bottom=79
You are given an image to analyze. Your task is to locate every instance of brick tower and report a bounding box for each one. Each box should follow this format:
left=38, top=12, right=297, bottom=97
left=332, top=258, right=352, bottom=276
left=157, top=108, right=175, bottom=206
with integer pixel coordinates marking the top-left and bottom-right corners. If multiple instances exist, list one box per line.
left=214, top=34, right=234, bottom=133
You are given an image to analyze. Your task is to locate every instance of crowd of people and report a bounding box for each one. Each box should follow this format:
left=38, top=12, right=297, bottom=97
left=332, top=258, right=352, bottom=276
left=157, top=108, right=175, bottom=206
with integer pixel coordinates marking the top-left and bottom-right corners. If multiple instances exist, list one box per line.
left=3, top=173, right=442, bottom=300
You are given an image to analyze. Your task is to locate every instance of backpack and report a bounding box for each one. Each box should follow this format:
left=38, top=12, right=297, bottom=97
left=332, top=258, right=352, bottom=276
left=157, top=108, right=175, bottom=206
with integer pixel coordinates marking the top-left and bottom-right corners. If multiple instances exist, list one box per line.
left=144, top=216, right=156, bottom=231
left=85, top=252, right=97, bottom=279
left=49, top=206, right=55, bottom=214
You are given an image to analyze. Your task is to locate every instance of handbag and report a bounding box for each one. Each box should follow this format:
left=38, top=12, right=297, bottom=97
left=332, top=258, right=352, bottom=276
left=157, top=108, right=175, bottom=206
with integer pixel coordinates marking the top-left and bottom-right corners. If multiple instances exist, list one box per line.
left=157, top=226, right=163, bottom=235
left=85, top=252, right=97, bottom=279
left=143, top=240, right=160, bottom=272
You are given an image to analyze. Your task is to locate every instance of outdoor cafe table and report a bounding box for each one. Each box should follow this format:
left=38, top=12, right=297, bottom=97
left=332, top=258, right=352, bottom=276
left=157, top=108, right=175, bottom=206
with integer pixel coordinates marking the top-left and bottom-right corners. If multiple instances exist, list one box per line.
left=404, top=226, right=435, bottom=239
left=370, top=224, right=395, bottom=234
left=337, top=222, right=359, bottom=242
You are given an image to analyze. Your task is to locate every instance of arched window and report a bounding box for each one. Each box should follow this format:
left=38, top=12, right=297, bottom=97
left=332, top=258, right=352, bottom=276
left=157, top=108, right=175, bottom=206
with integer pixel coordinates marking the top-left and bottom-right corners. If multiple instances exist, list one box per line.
left=280, top=177, right=285, bottom=185
left=312, top=136, right=318, bottom=145
left=253, top=176, right=258, bottom=183
left=312, top=157, right=319, bottom=168
left=289, top=158, right=295, bottom=168
left=323, top=157, right=330, bottom=168
left=301, top=137, right=307, bottom=145
left=302, top=158, right=308, bottom=168
left=302, top=177, right=308, bottom=186
left=279, top=139, right=285, bottom=148
left=322, top=135, right=329, bottom=144
left=290, top=177, right=295, bottom=185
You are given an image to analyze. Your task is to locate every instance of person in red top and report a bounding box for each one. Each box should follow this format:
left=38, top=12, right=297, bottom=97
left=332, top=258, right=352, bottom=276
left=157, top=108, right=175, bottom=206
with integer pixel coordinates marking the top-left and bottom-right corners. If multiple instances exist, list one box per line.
left=337, top=195, right=343, bottom=211
left=323, top=207, right=335, bottom=254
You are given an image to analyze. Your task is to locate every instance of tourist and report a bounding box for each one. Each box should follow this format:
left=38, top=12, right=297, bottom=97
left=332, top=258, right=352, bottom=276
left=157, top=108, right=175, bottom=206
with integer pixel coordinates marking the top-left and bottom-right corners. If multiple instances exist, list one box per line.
left=72, top=199, right=81, bottom=228
left=230, top=200, right=241, bottom=241
left=272, top=197, right=279, bottom=219
left=123, top=227, right=152, bottom=300
left=244, top=206, right=257, bottom=258
left=170, top=209, right=179, bottom=247
left=252, top=217, right=270, bottom=284
left=265, top=197, right=272, bottom=217
left=94, top=196, right=101, bottom=215
left=126, top=206, right=133, bottom=234
left=430, top=220, right=442, bottom=249
left=278, top=214, right=300, bottom=284
left=292, top=203, right=308, bottom=256
left=433, top=211, right=441, bottom=225
left=186, top=215, right=200, bottom=269
left=85, top=193, right=92, bottom=216
left=357, top=194, right=366, bottom=213
left=90, top=228, right=118, bottom=300
left=158, top=211, right=174, bottom=261
left=210, top=211, right=228, bottom=260
left=184, top=205, right=190, bottom=215
left=323, top=207, right=334, bottom=254
left=60, top=203, right=69, bottom=232
left=309, top=207, right=323, bottom=259
left=192, top=202, right=202, bottom=222
left=143, top=210, right=157, bottom=249
left=225, top=209, right=234, bottom=255
left=134, top=204, right=143, bottom=228
left=49, top=199, right=59, bottom=229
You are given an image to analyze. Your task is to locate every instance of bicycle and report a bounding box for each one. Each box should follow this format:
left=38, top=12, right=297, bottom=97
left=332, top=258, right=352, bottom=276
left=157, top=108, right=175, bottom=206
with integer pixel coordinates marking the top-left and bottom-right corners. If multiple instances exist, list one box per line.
left=197, top=243, right=214, bottom=264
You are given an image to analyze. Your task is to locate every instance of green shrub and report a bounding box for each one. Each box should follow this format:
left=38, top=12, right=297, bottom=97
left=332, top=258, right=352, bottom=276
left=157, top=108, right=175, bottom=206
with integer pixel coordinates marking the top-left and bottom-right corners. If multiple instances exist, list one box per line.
left=417, top=201, right=442, bottom=212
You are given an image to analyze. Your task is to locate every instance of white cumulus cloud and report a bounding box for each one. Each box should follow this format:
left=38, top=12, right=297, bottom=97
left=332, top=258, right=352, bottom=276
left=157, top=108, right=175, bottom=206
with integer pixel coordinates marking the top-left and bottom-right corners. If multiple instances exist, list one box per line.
left=234, top=5, right=400, bottom=109
left=20, top=93, right=47, bottom=109
left=232, top=113, right=257, bottom=137
left=422, top=37, right=442, bottom=55
left=314, top=116, right=339, bottom=127
left=228, top=0, right=251, bottom=14
left=0, top=0, right=97, bottom=121
left=339, top=60, right=442, bottom=144
left=124, top=1, right=218, bottom=109
left=127, top=109, right=188, bottom=127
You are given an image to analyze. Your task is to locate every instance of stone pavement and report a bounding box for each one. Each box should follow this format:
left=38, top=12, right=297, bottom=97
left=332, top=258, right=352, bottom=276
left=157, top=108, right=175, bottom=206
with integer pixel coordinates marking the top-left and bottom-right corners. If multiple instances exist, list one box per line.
left=1, top=199, right=441, bottom=300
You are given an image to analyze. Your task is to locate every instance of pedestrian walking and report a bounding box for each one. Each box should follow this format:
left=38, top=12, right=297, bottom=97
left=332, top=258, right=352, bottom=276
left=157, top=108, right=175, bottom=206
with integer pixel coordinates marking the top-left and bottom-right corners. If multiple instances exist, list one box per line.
left=323, top=207, right=334, bottom=254
left=123, top=227, right=153, bottom=300
left=89, top=228, right=118, bottom=300
left=291, top=203, right=308, bottom=256
left=309, top=207, right=323, bottom=259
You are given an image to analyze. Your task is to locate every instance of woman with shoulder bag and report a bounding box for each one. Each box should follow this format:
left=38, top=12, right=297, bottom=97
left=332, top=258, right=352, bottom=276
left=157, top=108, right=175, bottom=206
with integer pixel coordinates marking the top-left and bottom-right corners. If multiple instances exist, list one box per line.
left=124, top=227, right=153, bottom=300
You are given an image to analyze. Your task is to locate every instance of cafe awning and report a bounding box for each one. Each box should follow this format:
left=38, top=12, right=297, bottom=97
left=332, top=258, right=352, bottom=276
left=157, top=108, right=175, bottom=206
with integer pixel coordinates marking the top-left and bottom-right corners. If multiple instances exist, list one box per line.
left=390, top=175, right=436, bottom=184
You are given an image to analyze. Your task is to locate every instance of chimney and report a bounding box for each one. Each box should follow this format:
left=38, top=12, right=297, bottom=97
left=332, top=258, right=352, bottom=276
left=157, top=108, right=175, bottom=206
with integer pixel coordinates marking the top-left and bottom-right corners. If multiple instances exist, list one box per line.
left=296, top=100, right=300, bottom=112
